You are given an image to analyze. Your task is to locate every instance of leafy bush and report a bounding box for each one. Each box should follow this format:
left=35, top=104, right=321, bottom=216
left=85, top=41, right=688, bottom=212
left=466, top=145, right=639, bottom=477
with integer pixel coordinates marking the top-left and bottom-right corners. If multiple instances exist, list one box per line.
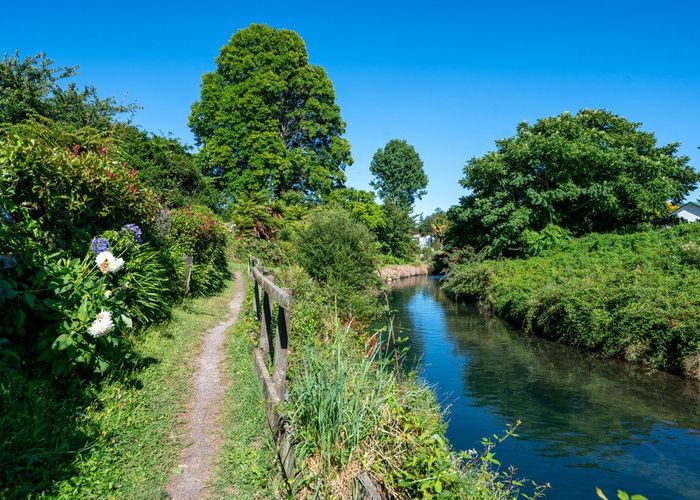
left=295, top=208, right=378, bottom=303
left=444, top=223, right=700, bottom=377
left=167, top=205, right=229, bottom=296
left=0, top=119, right=160, bottom=257
left=0, top=121, right=231, bottom=376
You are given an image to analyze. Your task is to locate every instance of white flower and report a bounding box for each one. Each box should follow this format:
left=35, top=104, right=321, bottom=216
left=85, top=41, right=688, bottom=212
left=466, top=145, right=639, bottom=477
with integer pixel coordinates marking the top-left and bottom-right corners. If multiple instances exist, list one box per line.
left=89, top=310, right=114, bottom=338
left=111, top=257, right=124, bottom=273
left=95, top=251, right=125, bottom=274
left=104, top=289, right=112, bottom=298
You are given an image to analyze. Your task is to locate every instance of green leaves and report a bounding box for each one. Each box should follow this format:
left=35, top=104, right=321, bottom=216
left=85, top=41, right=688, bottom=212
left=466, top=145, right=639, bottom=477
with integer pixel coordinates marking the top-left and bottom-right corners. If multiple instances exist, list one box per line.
left=447, top=109, right=699, bottom=256
left=189, top=24, right=352, bottom=200
left=370, top=139, right=428, bottom=209
left=596, top=487, right=648, bottom=500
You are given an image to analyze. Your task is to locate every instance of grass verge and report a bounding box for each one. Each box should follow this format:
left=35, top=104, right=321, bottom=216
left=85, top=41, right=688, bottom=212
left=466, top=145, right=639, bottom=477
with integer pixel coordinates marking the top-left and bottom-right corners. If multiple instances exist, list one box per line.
left=1, top=277, right=238, bottom=498
left=210, top=277, right=283, bottom=498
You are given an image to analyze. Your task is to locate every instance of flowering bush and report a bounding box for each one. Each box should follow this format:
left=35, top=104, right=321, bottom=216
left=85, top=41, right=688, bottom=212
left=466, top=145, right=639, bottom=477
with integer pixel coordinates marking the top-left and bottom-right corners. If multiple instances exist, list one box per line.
left=0, top=120, right=161, bottom=258
left=167, top=205, right=229, bottom=295
left=0, top=121, right=231, bottom=377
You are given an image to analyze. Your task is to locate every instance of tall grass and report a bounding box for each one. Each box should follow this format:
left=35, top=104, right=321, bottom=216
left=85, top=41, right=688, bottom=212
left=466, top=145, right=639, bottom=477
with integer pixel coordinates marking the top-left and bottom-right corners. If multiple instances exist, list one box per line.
left=292, top=333, right=393, bottom=471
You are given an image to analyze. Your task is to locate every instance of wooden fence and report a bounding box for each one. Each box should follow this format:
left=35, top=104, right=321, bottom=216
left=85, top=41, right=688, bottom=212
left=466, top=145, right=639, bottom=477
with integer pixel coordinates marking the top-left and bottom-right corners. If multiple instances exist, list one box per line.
left=247, top=256, right=295, bottom=479
left=247, top=257, right=384, bottom=499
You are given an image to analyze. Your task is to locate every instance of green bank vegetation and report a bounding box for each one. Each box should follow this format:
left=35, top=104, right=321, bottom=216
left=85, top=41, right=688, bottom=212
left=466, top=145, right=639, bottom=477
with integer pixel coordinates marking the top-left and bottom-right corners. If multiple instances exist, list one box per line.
left=443, top=109, right=700, bottom=379
left=444, top=224, right=700, bottom=378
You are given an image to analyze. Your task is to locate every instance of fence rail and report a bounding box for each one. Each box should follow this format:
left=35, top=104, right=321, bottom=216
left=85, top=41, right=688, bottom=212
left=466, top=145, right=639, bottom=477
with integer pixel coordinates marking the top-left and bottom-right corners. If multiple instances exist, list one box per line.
left=248, top=256, right=295, bottom=479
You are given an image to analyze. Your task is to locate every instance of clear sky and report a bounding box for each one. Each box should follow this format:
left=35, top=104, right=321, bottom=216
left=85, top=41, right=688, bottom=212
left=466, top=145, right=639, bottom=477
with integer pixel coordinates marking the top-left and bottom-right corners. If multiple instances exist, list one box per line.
left=3, top=0, right=699, bottom=216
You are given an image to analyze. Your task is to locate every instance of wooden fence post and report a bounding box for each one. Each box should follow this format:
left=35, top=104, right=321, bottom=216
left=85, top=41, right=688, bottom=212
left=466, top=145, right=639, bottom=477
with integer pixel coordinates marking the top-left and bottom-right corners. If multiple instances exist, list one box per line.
left=182, top=254, right=193, bottom=295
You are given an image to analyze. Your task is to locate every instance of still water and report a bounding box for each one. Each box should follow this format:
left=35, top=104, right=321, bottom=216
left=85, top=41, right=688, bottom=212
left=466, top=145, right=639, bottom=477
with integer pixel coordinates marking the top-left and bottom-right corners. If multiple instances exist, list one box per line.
left=387, top=276, right=700, bottom=499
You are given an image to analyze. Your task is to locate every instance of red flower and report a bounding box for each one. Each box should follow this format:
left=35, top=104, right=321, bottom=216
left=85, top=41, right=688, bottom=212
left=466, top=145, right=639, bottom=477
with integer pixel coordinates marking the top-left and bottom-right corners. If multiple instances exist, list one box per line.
left=98, top=146, right=108, bottom=156
left=128, top=184, right=137, bottom=194
left=107, top=171, right=115, bottom=179
left=129, top=168, right=137, bottom=177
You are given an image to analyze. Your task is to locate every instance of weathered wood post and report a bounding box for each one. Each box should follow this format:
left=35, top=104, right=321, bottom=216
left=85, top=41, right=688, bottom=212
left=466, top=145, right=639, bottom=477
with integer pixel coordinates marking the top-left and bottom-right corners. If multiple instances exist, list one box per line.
left=182, top=254, right=193, bottom=295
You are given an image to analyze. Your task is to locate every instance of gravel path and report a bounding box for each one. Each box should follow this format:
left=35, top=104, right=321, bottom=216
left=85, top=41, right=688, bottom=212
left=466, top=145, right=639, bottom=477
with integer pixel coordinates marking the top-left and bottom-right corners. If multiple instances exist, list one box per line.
left=167, top=271, right=244, bottom=499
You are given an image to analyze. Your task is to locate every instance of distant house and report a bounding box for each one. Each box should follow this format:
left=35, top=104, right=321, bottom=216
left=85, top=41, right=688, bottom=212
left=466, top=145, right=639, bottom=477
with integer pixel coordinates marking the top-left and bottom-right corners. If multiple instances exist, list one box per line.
left=672, top=201, right=700, bottom=222
left=413, top=234, right=433, bottom=249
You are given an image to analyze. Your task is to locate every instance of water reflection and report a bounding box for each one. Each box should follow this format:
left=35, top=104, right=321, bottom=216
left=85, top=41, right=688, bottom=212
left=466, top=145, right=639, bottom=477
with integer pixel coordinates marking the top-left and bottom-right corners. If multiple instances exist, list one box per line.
left=387, top=276, right=700, bottom=499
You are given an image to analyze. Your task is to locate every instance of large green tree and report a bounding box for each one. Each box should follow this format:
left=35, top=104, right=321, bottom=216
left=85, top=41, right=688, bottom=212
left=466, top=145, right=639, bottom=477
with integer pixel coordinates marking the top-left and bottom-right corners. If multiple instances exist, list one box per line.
left=0, top=51, right=136, bottom=129
left=447, top=109, right=699, bottom=256
left=189, top=24, right=352, bottom=201
left=370, top=139, right=428, bottom=208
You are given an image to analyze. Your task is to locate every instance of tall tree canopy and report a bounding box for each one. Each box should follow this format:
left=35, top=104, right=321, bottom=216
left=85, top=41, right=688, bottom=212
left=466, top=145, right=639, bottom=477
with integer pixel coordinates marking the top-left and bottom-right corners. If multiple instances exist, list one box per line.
left=370, top=139, right=428, bottom=208
left=446, top=109, right=699, bottom=256
left=189, top=24, right=352, bottom=201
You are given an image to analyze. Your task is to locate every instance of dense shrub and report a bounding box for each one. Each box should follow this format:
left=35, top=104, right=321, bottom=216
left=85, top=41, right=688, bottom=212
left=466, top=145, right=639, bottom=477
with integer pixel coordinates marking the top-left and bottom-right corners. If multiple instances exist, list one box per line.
left=0, top=122, right=230, bottom=376
left=295, top=208, right=378, bottom=292
left=444, top=223, right=700, bottom=377
left=167, top=205, right=229, bottom=296
left=0, top=120, right=160, bottom=256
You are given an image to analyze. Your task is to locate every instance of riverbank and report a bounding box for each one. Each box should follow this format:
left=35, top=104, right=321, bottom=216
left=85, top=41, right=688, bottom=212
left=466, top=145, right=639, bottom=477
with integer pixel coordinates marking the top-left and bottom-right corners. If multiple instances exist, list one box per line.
left=248, top=263, right=548, bottom=499
left=389, top=276, right=700, bottom=499
left=443, top=223, right=700, bottom=379
left=378, top=262, right=431, bottom=282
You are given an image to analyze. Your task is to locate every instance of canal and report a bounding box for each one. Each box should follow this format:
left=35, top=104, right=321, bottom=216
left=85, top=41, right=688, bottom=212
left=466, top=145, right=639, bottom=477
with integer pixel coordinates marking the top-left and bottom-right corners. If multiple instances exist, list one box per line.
left=387, top=276, right=700, bottom=499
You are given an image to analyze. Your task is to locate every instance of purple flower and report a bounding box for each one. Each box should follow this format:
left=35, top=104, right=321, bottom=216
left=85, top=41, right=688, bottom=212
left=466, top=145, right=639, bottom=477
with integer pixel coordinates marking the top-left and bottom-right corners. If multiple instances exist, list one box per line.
left=91, top=237, right=110, bottom=254
left=121, top=223, right=143, bottom=244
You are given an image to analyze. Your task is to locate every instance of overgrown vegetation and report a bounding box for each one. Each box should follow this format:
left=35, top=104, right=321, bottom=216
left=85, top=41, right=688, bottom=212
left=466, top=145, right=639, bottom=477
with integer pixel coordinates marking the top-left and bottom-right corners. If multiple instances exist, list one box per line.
left=0, top=119, right=229, bottom=376
left=0, top=277, right=237, bottom=497
left=269, top=265, right=546, bottom=498
left=444, top=223, right=700, bottom=378
left=446, top=109, right=699, bottom=257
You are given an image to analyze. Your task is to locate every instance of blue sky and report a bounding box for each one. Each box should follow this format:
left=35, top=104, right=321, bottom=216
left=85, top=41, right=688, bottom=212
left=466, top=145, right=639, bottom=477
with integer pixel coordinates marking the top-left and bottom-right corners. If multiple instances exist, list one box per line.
left=3, top=0, right=699, bottom=216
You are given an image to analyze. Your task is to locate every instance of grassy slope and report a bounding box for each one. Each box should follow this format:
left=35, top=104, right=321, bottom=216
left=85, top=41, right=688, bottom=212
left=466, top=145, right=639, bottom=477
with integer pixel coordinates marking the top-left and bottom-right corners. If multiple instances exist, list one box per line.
left=1, top=278, right=237, bottom=498
left=210, top=280, right=283, bottom=498
left=444, top=223, right=700, bottom=376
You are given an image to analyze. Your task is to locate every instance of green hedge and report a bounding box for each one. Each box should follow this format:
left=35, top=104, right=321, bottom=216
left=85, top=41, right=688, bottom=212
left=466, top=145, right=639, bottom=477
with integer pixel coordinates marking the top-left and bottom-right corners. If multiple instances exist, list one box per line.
left=444, top=223, right=700, bottom=377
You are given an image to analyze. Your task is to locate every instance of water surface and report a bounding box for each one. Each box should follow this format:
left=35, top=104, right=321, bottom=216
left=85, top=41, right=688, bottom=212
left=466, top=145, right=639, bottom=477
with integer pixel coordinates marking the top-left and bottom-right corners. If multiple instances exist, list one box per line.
left=388, top=276, right=700, bottom=499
